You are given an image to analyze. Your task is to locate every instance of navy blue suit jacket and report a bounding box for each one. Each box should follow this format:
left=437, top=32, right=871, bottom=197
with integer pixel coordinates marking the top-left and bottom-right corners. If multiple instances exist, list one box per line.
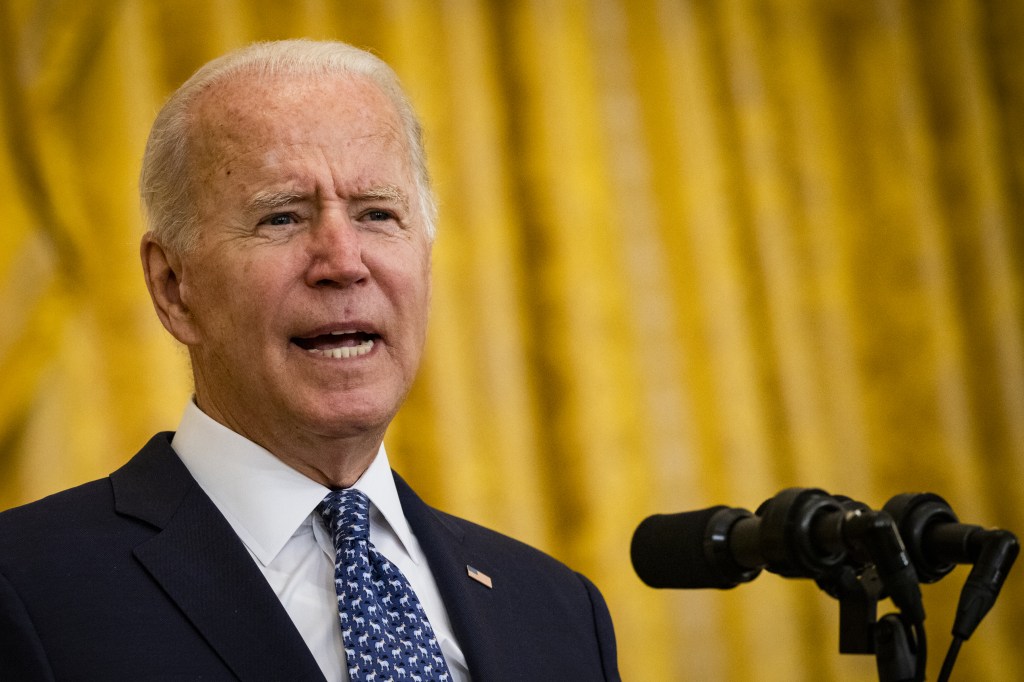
left=0, top=433, right=619, bottom=681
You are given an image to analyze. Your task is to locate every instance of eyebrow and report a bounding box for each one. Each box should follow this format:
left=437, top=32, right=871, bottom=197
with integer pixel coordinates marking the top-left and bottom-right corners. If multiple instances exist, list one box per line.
left=246, top=189, right=307, bottom=214
left=244, top=185, right=410, bottom=214
left=354, top=185, right=409, bottom=211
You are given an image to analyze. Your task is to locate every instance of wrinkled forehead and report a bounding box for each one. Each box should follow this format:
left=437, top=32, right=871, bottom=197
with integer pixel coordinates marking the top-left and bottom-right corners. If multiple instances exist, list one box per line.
left=186, top=71, right=408, bottom=170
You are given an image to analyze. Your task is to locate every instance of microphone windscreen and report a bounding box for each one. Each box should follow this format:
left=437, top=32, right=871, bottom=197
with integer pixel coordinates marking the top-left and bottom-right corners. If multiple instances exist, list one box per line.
left=631, top=506, right=733, bottom=589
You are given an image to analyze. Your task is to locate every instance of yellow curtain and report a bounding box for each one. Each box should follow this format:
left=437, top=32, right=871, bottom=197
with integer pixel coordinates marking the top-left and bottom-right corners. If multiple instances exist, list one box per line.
left=2, top=1, right=1022, bottom=679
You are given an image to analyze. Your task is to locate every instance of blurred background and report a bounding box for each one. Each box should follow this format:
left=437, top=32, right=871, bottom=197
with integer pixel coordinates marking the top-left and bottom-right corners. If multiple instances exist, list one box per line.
left=2, top=1, right=1022, bottom=679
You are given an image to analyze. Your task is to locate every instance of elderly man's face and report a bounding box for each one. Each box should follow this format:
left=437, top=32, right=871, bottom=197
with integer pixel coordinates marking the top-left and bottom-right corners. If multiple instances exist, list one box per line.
left=167, top=72, right=431, bottom=457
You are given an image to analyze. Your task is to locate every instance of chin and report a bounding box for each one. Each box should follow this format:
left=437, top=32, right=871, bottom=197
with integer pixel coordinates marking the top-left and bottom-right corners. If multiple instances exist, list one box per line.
left=301, top=398, right=399, bottom=440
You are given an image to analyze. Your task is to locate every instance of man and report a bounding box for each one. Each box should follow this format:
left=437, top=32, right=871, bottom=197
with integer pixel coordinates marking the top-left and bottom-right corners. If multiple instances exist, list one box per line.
left=0, top=40, right=620, bottom=681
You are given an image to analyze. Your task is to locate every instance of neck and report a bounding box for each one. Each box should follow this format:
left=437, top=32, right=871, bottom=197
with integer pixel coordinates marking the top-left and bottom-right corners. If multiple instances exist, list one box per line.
left=270, top=436, right=382, bottom=489
left=192, top=393, right=385, bottom=489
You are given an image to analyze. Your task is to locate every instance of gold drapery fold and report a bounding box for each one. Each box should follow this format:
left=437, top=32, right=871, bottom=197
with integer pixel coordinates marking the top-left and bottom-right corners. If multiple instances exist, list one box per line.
left=2, top=2, right=1021, bottom=679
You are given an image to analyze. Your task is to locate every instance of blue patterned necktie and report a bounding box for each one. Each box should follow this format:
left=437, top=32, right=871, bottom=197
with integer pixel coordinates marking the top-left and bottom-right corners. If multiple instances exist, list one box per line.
left=317, top=489, right=452, bottom=681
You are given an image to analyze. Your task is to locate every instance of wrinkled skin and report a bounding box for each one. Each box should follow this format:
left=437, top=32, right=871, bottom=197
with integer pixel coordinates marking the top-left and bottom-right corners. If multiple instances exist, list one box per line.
left=142, top=72, right=432, bottom=487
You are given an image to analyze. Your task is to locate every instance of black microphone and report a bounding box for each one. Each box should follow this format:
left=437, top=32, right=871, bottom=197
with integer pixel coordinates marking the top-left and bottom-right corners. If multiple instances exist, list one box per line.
left=631, top=489, right=862, bottom=588
left=630, top=505, right=762, bottom=589
left=884, top=493, right=1019, bottom=639
left=631, top=488, right=925, bottom=623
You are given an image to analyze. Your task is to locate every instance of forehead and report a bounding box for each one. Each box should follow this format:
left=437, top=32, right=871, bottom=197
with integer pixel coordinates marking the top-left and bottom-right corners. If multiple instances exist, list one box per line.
left=188, top=70, right=408, bottom=173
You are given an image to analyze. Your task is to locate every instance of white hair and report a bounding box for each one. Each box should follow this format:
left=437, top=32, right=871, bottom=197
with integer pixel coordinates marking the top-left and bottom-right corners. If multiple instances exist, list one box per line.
left=139, top=39, right=437, bottom=253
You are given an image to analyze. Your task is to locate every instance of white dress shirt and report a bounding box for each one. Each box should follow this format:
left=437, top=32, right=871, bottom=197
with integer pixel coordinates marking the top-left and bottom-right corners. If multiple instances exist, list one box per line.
left=171, top=401, right=469, bottom=682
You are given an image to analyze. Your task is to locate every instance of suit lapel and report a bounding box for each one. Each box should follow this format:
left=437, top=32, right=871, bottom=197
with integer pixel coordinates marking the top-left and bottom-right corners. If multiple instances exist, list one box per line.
left=393, top=473, right=515, bottom=680
left=111, top=434, right=326, bottom=682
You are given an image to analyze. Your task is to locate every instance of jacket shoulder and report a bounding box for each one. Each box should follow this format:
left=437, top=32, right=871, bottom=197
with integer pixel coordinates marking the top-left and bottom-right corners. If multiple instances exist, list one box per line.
left=0, top=432, right=183, bottom=562
left=432, top=507, right=582, bottom=577
left=394, top=473, right=621, bottom=680
left=0, top=477, right=116, bottom=543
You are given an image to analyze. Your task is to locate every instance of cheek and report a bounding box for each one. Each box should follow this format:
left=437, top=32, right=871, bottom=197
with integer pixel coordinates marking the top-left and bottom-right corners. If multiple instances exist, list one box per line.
left=399, top=259, right=431, bottom=316
left=380, top=267, right=430, bottom=351
left=370, top=242, right=430, bottom=303
left=185, top=256, right=271, bottom=335
left=406, top=273, right=432, bottom=348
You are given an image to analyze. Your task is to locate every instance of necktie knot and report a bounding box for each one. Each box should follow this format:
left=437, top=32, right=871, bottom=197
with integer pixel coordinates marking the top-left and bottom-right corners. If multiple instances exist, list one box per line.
left=317, top=488, right=370, bottom=543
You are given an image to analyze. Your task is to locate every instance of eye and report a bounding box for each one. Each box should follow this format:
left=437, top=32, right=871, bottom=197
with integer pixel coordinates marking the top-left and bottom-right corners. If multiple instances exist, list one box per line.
left=260, top=213, right=298, bottom=226
left=364, top=210, right=394, bottom=222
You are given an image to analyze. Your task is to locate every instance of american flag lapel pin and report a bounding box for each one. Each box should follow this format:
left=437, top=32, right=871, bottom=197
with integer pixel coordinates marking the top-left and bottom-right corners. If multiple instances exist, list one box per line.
left=466, top=565, right=493, bottom=589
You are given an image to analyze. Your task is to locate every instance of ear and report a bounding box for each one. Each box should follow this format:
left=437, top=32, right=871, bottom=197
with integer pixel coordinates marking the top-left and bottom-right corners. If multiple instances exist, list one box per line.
left=140, top=232, right=201, bottom=345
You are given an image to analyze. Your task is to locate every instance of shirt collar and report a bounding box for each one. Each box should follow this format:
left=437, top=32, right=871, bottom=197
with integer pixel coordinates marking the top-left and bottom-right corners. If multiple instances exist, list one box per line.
left=170, top=400, right=419, bottom=567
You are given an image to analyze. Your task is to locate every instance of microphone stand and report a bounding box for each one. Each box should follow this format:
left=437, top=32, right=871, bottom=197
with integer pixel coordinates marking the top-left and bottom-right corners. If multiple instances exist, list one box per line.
left=817, top=564, right=919, bottom=682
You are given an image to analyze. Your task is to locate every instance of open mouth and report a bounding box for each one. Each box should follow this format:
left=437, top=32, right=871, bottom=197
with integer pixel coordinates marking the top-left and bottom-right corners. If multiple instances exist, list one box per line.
left=291, top=330, right=378, bottom=359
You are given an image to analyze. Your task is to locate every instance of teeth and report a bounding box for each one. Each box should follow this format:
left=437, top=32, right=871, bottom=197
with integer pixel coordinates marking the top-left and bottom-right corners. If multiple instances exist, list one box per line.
left=306, top=338, right=374, bottom=359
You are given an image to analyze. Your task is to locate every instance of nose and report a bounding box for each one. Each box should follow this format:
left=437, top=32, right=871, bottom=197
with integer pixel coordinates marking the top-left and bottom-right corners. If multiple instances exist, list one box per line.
left=304, top=209, right=370, bottom=288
